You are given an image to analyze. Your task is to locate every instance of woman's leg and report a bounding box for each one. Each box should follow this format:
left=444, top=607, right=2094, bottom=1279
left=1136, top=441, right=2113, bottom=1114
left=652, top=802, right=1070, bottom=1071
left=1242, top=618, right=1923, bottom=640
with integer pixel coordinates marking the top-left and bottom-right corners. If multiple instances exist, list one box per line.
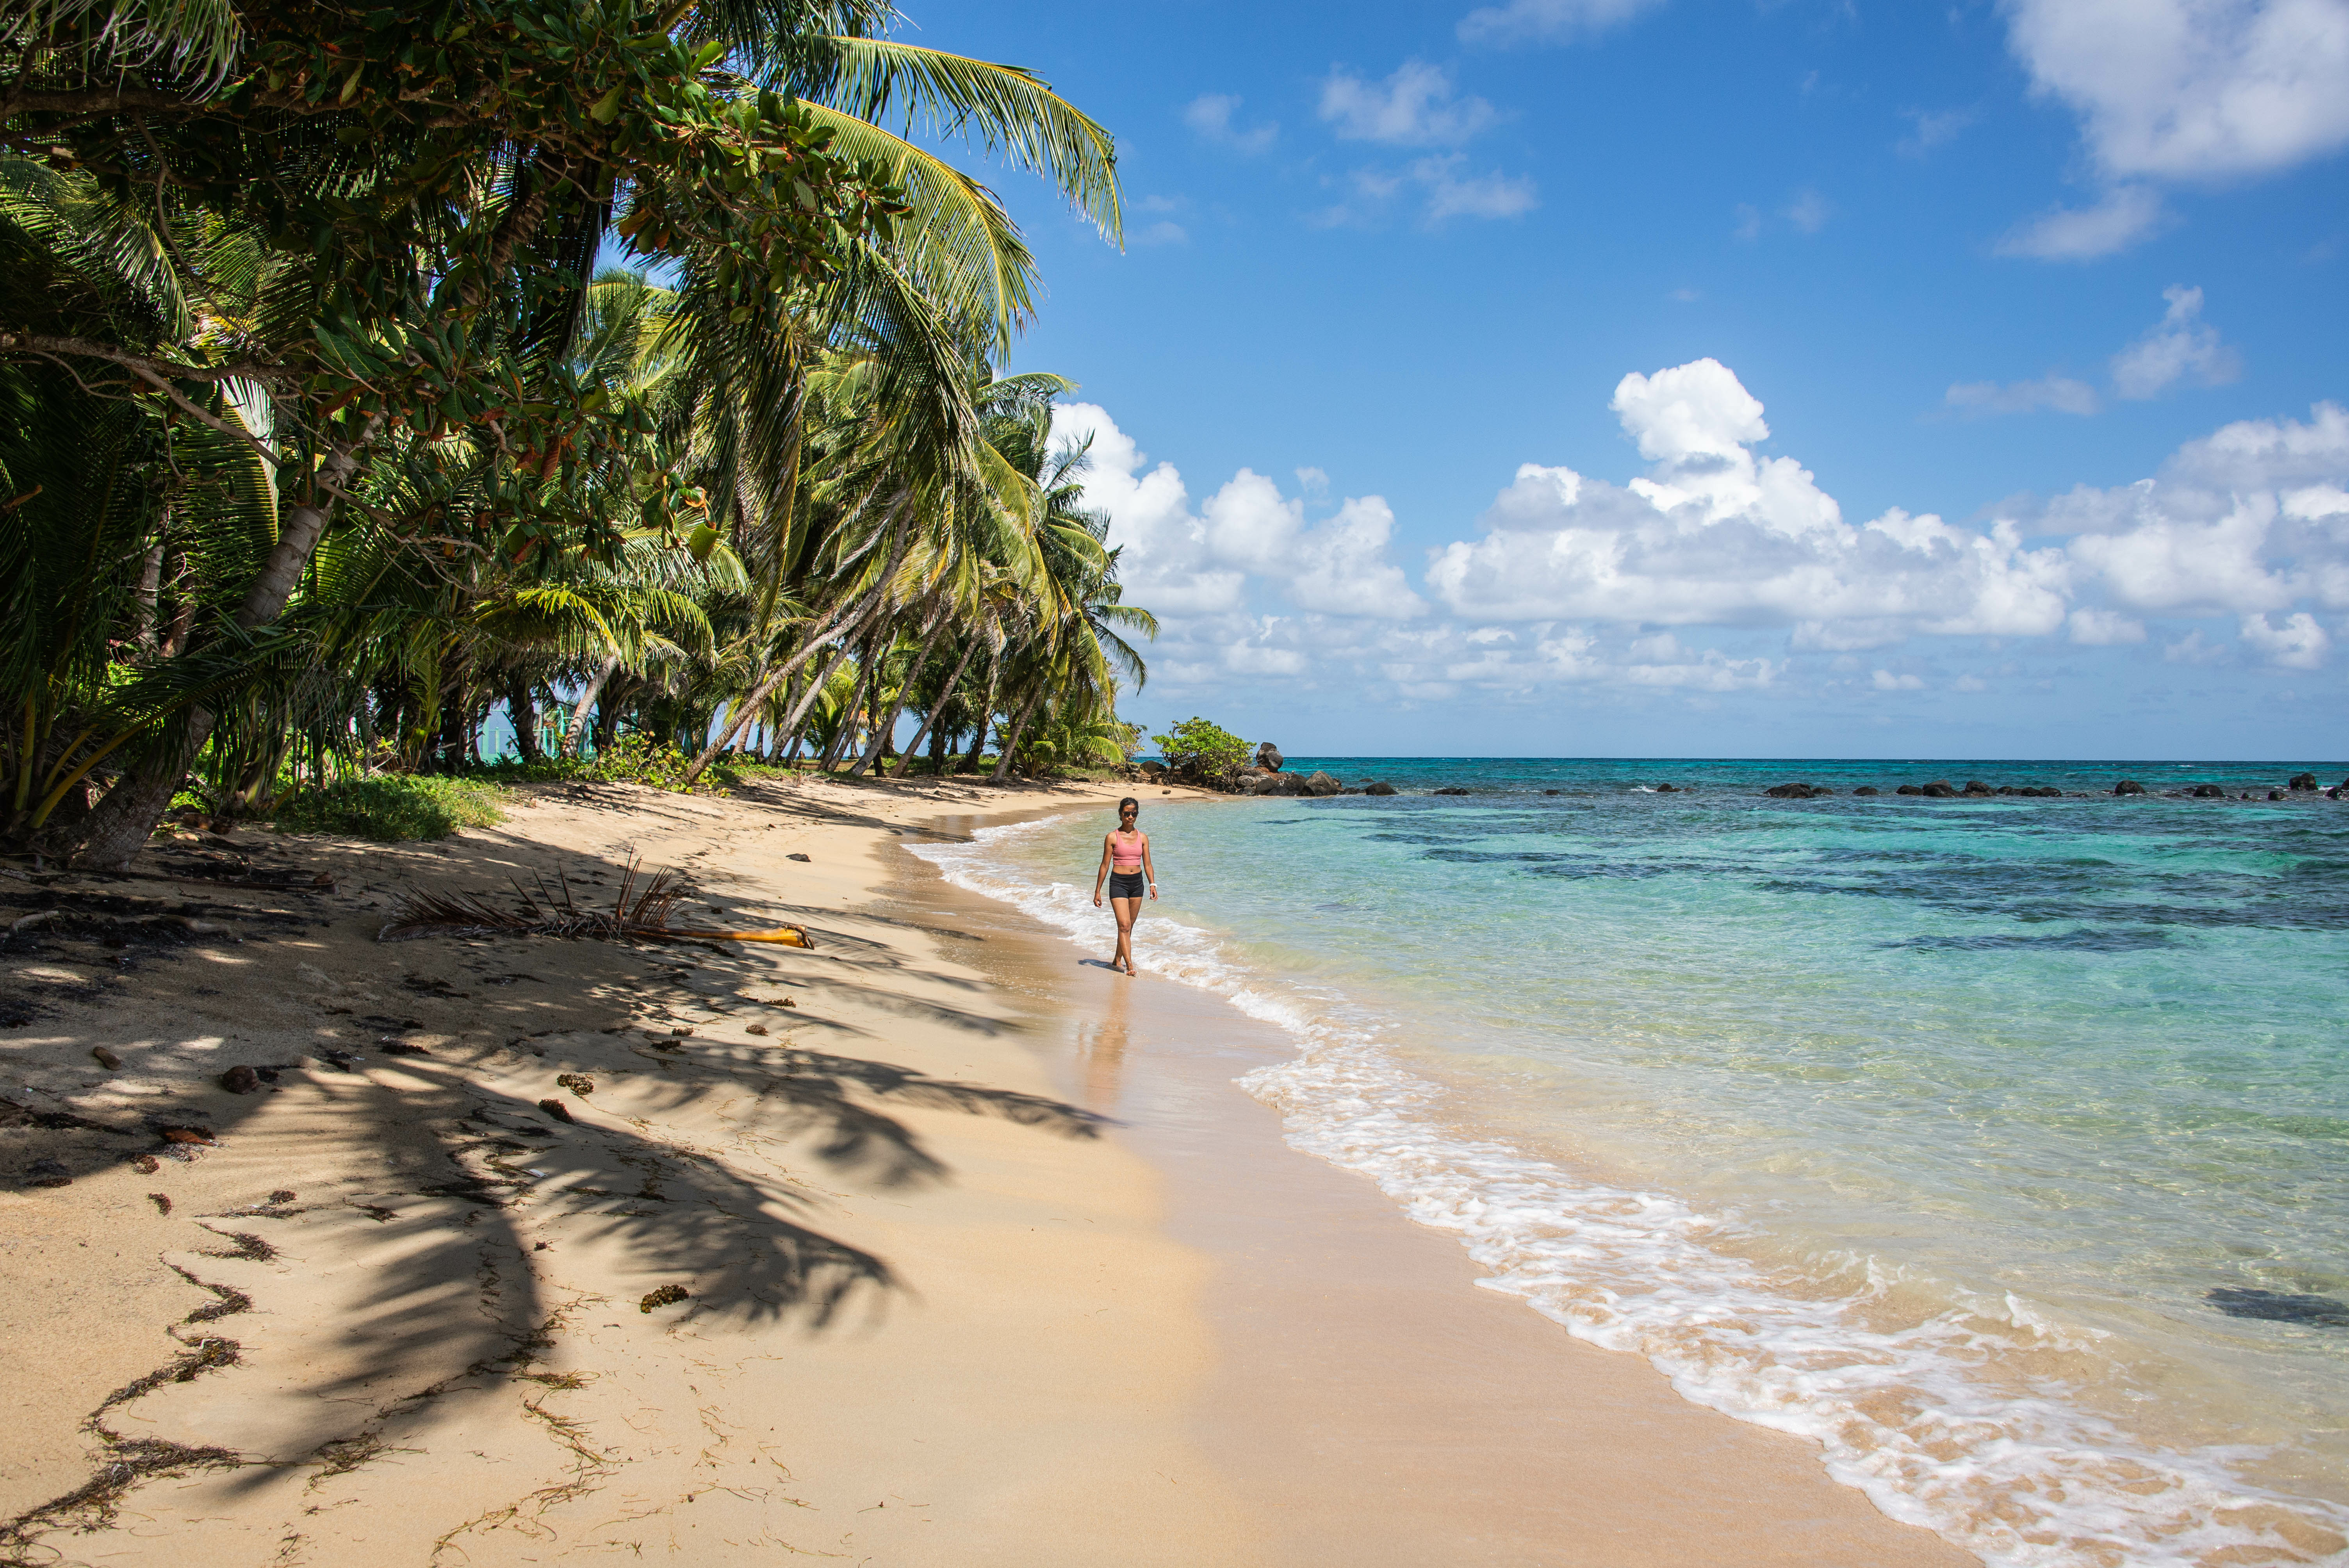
left=1111, top=896, right=1140, bottom=973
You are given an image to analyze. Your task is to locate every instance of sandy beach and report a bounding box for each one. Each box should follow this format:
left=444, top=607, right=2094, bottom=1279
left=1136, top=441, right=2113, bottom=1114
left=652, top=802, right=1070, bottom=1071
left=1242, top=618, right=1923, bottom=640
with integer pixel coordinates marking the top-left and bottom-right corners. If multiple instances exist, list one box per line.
left=3, top=774, right=1973, bottom=1566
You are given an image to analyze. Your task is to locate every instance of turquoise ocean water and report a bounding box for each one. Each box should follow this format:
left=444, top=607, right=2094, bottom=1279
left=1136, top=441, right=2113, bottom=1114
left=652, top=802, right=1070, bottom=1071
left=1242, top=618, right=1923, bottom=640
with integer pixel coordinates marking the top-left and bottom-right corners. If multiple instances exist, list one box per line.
left=911, top=759, right=2349, bottom=1567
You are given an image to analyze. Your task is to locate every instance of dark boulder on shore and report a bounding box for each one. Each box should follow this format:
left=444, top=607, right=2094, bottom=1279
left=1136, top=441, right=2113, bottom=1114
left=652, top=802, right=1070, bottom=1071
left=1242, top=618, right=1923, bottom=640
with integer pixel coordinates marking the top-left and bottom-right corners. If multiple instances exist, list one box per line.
left=1239, top=771, right=1301, bottom=796
left=1302, top=770, right=1343, bottom=797
left=1365, top=781, right=1397, bottom=796
left=2115, top=780, right=2146, bottom=795
left=1256, top=741, right=1285, bottom=772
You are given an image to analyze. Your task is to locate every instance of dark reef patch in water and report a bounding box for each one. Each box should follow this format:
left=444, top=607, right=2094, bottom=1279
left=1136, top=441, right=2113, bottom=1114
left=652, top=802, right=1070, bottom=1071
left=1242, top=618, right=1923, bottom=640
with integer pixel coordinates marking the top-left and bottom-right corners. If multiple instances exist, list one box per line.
left=1881, top=929, right=2173, bottom=953
left=2208, top=1288, right=2349, bottom=1328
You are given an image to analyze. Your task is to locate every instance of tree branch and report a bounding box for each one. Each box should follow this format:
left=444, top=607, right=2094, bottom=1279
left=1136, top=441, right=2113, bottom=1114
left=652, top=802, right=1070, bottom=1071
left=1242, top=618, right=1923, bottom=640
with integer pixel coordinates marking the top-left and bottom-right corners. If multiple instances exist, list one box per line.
left=0, top=85, right=203, bottom=119
left=0, top=330, right=289, bottom=385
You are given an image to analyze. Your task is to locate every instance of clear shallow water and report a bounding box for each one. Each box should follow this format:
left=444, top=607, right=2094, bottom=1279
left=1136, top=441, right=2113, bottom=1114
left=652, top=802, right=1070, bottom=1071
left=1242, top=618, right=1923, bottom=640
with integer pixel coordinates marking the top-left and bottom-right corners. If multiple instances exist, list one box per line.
left=912, top=758, right=2349, bottom=1567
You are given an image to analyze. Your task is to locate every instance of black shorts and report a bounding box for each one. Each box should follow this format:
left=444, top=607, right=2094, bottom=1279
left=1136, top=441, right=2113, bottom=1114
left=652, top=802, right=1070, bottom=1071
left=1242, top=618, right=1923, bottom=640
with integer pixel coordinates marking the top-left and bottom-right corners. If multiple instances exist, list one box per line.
left=1108, top=871, right=1147, bottom=900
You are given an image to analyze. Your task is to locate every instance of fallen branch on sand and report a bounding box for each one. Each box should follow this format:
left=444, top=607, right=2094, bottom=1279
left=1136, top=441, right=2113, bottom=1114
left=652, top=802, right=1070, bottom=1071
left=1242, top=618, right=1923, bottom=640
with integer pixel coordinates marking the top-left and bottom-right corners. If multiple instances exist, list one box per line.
left=378, top=858, right=814, bottom=950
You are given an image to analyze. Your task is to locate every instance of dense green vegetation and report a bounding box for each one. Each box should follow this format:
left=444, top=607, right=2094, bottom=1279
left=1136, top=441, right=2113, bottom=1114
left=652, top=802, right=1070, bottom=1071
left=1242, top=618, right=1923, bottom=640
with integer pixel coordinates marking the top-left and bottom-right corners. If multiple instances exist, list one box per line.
left=2, top=0, right=1150, bottom=864
left=272, top=774, right=508, bottom=842
left=1150, top=716, right=1251, bottom=787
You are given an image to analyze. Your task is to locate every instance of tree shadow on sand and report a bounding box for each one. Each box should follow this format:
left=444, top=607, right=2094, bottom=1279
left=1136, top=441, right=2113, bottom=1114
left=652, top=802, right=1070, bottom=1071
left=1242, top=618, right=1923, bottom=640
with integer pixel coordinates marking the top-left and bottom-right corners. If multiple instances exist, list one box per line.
left=0, top=832, right=1107, bottom=1552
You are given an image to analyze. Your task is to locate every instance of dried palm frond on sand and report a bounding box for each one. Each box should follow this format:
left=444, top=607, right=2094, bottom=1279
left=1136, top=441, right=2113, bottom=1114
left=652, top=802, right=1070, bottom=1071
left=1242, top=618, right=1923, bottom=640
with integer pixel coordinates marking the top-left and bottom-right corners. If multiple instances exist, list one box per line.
left=379, top=858, right=814, bottom=949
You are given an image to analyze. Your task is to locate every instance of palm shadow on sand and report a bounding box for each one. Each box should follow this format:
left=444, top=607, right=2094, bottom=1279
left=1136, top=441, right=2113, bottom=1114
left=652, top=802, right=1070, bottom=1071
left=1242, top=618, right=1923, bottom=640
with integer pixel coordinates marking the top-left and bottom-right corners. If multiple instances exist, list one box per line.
left=0, top=831, right=1108, bottom=1542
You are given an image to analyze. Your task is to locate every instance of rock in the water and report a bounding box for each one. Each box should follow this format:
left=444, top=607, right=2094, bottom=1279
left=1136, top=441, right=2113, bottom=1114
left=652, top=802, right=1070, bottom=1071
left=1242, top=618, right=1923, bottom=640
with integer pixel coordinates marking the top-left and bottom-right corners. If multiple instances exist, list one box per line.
left=1365, top=781, right=1397, bottom=796
left=1655, top=783, right=1678, bottom=793
left=1255, top=741, right=1284, bottom=772
left=2189, top=783, right=2226, bottom=798
left=1302, top=770, right=1342, bottom=797
left=1962, top=780, right=1993, bottom=795
left=1919, top=781, right=1954, bottom=797
left=1433, top=786, right=1470, bottom=796
left=1853, top=786, right=1880, bottom=796
left=2288, top=772, right=2318, bottom=791
left=2114, top=779, right=2146, bottom=795
left=219, top=1064, right=262, bottom=1094
left=1896, top=784, right=1922, bottom=796
left=2207, top=1286, right=2349, bottom=1327
left=2268, top=790, right=2285, bottom=801
left=1766, top=782, right=1823, bottom=798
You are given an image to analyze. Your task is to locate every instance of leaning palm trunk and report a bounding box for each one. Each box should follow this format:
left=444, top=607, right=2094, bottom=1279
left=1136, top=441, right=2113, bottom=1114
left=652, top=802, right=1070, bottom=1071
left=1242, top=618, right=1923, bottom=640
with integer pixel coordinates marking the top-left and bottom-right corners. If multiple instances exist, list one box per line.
left=989, top=680, right=1049, bottom=782
left=963, top=647, right=1001, bottom=774
left=775, top=639, right=857, bottom=753
left=893, top=633, right=982, bottom=778
left=563, top=654, right=622, bottom=756
left=685, top=495, right=921, bottom=784
left=821, top=639, right=881, bottom=771
left=850, top=600, right=949, bottom=777
left=682, top=609, right=854, bottom=780
left=71, top=422, right=379, bottom=868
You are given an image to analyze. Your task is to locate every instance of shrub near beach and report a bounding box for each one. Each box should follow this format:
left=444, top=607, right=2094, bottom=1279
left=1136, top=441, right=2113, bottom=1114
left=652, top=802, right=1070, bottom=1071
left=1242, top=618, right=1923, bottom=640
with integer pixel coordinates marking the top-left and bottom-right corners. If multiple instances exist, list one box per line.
left=1149, top=717, right=1253, bottom=788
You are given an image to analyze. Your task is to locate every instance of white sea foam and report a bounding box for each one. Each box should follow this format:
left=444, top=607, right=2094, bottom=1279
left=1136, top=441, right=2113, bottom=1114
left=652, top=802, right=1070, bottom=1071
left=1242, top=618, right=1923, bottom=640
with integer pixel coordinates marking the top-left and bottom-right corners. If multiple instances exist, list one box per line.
left=911, top=819, right=2349, bottom=1568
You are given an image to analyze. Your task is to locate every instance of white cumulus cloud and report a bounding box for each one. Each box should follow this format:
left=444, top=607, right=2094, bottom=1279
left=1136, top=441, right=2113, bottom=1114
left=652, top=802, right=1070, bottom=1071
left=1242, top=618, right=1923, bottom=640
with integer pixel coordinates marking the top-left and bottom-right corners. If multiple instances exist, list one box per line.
left=1185, top=92, right=1278, bottom=153
left=1458, top=0, right=1668, bottom=45
left=2111, top=285, right=2242, bottom=398
left=1053, top=368, right=2349, bottom=705
left=2239, top=610, right=2332, bottom=668
left=1052, top=405, right=1426, bottom=628
left=1994, top=184, right=2170, bottom=260
left=2067, top=608, right=2148, bottom=644
left=1427, top=359, right=2073, bottom=640
left=2051, top=400, right=2349, bottom=614
left=2002, top=0, right=2349, bottom=182
left=1946, top=374, right=2102, bottom=417
left=1321, top=62, right=1496, bottom=145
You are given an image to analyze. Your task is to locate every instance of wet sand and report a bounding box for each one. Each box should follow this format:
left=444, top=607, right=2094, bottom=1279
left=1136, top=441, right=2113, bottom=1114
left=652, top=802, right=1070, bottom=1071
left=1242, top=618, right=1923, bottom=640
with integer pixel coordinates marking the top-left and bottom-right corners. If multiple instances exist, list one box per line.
left=2, top=774, right=1972, bottom=1565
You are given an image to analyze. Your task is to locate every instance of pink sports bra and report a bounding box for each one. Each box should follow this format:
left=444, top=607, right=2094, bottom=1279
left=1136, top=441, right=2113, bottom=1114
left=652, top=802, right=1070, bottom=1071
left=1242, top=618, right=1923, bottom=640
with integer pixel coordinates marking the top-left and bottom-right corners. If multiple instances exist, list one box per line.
left=1111, top=828, right=1143, bottom=871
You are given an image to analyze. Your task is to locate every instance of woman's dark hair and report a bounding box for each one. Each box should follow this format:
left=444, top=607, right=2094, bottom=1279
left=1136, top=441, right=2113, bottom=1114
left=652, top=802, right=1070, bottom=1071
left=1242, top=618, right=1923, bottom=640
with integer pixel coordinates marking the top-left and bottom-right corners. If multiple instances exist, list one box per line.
left=1117, top=796, right=1139, bottom=815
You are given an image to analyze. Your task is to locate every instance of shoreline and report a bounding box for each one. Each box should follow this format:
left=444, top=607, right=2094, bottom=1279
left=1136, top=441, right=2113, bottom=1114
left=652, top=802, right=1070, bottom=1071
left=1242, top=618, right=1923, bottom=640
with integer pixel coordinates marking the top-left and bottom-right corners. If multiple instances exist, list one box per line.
left=888, top=808, right=1975, bottom=1567
left=4, top=773, right=1965, bottom=1564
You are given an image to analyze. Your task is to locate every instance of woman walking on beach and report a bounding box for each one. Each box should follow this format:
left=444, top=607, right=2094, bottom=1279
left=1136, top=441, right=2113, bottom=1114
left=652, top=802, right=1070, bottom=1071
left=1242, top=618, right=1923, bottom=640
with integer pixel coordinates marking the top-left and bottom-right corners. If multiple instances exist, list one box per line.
left=1092, top=797, right=1157, bottom=976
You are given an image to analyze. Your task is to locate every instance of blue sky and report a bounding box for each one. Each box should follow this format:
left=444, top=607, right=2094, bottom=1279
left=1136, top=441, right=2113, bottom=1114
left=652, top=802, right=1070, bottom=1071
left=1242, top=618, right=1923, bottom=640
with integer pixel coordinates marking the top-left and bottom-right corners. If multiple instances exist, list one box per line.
left=925, top=0, right=2349, bottom=759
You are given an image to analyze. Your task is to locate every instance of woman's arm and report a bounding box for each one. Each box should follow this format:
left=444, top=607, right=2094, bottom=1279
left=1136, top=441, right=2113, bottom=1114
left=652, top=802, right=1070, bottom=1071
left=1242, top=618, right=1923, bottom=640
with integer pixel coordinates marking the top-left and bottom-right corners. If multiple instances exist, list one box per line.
left=1093, top=835, right=1113, bottom=906
left=1141, top=835, right=1158, bottom=900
